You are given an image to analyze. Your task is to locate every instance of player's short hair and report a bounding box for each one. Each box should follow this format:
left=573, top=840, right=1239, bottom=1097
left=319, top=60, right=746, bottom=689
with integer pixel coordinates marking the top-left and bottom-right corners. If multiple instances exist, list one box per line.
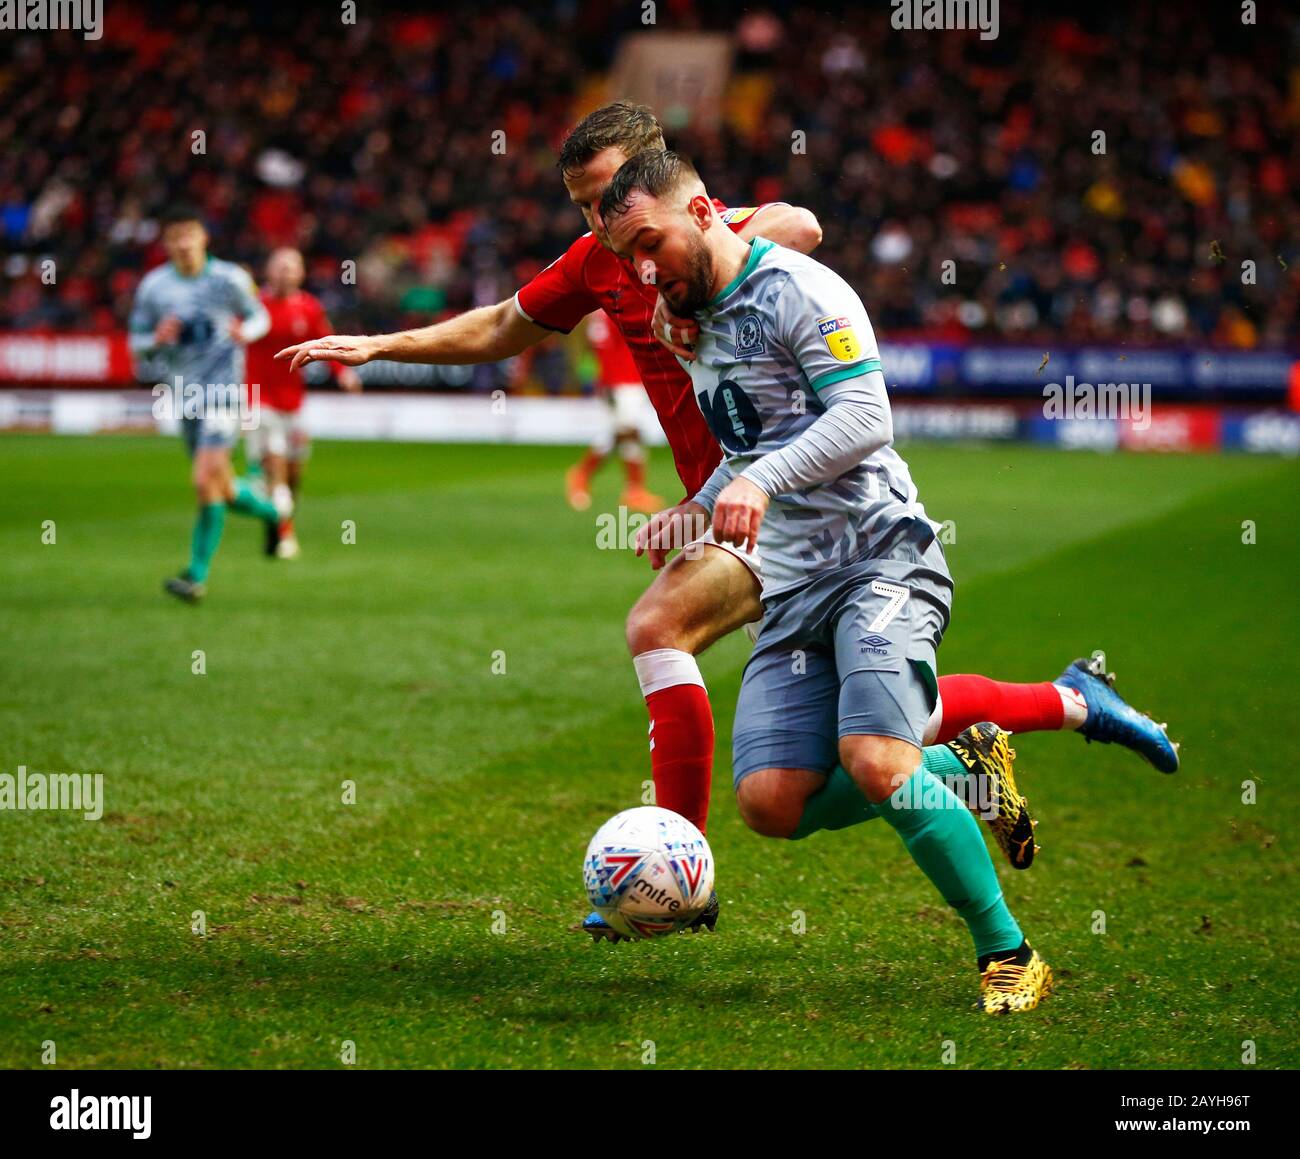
left=598, top=150, right=701, bottom=225
left=159, top=205, right=204, bottom=229
left=557, top=100, right=666, bottom=178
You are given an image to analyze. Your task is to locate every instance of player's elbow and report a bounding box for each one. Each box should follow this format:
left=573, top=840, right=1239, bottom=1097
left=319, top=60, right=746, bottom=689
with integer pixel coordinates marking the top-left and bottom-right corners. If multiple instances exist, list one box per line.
left=874, top=410, right=893, bottom=447
left=789, top=208, right=823, bottom=254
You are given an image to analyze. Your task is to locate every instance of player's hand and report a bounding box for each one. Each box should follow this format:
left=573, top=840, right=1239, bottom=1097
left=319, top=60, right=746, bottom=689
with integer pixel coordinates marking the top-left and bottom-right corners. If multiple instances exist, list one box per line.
left=634, top=501, right=709, bottom=571
left=338, top=368, right=363, bottom=393
left=153, top=316, right=182, bottom=346
left=712, top=477, right=768, bottom=554
left=276, top=335, right=377, bottom=373
left=228, top=317, right=245, bottom=343
left=652, top=295, right=699, bottom=361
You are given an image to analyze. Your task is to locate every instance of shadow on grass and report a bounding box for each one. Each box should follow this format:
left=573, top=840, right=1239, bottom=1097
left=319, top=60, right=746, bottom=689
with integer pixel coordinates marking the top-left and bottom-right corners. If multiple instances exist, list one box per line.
left=14, top=929, right=975, bottom=1038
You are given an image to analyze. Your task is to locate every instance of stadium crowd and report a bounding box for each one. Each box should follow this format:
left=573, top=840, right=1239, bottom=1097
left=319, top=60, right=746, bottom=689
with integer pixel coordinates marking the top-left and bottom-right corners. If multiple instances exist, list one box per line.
left=1, top=0, right=1296, bottom=356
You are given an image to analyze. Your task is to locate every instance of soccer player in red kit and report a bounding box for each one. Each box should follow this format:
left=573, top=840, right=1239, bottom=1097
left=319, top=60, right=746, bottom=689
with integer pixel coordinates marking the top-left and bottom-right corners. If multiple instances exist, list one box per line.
left=565, top=310, right=665, bottom=514
left=277, top=102, right=1179, bottom=938
left=246, top=248, right=362, bottom=558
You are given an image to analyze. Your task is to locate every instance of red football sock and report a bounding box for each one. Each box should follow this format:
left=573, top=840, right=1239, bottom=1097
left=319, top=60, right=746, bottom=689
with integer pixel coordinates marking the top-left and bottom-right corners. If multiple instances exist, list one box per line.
left=573, top=449, right=604, bottom=481
left=934, top=674, right=1064, bottom=743
left=645, top=685, right=714, bottom=833
left=635, top=649, right=714, bottom=833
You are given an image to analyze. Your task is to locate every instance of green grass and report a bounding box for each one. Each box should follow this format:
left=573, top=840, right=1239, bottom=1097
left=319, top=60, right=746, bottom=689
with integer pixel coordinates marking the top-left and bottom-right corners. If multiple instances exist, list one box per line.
left=1, top=433, right=1296, bottom=1069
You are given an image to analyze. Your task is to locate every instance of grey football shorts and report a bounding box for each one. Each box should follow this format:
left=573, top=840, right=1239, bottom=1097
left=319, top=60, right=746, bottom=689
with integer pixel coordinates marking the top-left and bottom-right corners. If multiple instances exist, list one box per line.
left=180, top=384, right=241, bottom=456
left=732, top=522, right=953, bottom=786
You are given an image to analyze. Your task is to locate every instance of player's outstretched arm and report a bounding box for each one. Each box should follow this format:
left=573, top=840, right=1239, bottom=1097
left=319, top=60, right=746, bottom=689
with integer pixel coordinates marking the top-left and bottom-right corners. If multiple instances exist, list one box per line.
left=276, top=297, right=550, bottom=373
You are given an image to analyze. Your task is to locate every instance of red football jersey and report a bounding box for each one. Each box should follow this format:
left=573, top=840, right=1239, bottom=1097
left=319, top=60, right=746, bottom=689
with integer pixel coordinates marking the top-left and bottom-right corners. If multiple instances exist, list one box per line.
left=246, top=289, right=339, bottom=412
left=515, top=201, right=783, bottom=498
left=586, top=310, right=640, bottom=391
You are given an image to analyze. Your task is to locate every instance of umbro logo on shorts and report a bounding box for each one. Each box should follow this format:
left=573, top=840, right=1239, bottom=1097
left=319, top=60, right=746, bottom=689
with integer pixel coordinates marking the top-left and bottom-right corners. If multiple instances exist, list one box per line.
left=859, top=634, right=892, bottom=655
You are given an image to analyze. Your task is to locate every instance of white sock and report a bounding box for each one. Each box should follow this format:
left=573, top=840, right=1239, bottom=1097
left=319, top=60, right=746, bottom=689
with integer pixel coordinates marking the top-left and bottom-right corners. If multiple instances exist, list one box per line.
left=271, top=483, right=294, bottom=520
left=632, top=648, right=705, bottom=697
left=1054, top=683, right=1089, bottom=730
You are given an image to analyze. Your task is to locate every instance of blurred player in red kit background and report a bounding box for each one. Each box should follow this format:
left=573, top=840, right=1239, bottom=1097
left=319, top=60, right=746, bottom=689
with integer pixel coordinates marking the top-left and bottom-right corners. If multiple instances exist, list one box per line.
left=565, top=310, right=665, bottom=514
left=245, top=248, right=362, bottom=558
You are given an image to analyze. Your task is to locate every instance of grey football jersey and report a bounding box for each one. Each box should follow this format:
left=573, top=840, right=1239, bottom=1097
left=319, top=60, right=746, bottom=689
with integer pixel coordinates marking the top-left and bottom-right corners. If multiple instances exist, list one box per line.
left=128, top=258, right=263, bottom=386
left=686, top=237, right=937, bottom=597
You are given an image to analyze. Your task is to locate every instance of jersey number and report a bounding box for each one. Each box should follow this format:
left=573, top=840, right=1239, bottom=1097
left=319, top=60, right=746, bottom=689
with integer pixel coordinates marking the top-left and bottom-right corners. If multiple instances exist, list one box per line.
left=868, top=581, right=909, bottom=632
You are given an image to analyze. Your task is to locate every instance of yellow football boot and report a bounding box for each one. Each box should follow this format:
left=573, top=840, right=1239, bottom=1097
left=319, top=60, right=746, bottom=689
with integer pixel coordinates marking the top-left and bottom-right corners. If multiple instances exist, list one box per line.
left=944, top=722, right=1040, bottom=869
left=977, top=946, right=1054, bottom=1014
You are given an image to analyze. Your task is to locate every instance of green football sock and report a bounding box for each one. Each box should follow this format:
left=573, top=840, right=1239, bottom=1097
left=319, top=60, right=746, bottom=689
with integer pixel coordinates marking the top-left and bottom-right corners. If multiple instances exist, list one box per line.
left=920, top=743, right=979, bottom=804
left=229, top=477, right=278, bottom=523
left=790, top=744, right=970, bottom=840
left=791, top=766, right=878, bottom=838
left=922, top=743, right=966, bottom=780
left=187, top=502, right=226, bottom=583
left=875, top=765, right=1022, bottom=959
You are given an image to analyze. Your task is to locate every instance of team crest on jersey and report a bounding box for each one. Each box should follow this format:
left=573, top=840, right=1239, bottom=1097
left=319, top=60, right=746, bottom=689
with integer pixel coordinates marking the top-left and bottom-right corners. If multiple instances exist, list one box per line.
left=735, top=313, right=766, bottom=357
left=818, top=315, right=861, bottom=362
left=720, top=206, right=758, bottom=225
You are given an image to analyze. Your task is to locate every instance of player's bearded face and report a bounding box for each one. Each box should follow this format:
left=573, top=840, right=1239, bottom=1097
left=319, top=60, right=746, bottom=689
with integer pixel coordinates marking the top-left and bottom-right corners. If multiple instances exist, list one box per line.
left=661, top=229, right=714, bottom=316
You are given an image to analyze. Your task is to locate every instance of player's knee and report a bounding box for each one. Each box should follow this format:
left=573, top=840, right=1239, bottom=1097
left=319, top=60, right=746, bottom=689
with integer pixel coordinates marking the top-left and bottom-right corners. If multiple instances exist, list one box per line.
left=192, top=463, right=220, bottom=500
left=841, top=737, right=921, bottom=805
left=736, top=792, right=799, bottom=838
left=626, top=592, right=686, bottom=655
left=735, top=771, right=805, bottom=838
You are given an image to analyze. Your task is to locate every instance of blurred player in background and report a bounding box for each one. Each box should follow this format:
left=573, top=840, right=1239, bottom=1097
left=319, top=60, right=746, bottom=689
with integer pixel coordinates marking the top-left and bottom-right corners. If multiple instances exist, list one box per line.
left=128, top=207, right=284, bottom=603
left=245, top=248, right=362, bottom=559
left=565, top=310, right=664, bottom=514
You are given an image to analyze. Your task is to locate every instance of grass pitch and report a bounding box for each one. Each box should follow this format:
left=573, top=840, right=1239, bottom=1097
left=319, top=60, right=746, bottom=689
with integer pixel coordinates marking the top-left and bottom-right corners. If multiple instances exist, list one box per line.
left=1, top=433, right=1296, bottom=1069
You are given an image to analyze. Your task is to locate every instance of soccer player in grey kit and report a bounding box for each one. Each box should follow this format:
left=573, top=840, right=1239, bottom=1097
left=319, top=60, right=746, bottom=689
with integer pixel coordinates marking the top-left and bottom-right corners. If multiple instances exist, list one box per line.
left=601, top=151, right=1052, bottom=1013
left=129, top=207, right=286, bottom=602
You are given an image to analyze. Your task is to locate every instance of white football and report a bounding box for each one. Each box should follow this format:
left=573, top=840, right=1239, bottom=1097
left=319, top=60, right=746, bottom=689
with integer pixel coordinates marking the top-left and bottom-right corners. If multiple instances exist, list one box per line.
left=583, top=806, right=714, bottom=939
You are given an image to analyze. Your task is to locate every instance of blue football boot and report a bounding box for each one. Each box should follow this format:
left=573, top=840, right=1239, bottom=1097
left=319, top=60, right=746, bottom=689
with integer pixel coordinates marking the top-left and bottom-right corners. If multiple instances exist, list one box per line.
left=583, top=890, right=720, bottom=943
left=1055, top=652, right=1179, bottom=773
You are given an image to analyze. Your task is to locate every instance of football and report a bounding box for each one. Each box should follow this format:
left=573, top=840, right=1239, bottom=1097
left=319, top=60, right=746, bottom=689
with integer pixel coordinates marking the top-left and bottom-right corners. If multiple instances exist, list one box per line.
left=583, top=806, right=715, bottom=939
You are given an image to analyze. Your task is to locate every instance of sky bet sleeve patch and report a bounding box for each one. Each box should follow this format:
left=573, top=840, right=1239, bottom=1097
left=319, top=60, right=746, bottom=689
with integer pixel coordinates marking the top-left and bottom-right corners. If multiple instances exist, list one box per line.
left=773, top=260, right=882, bottom=391
left=817, top=315, right=861, bottom=362
left=720, top=206, right=758, bottom=226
